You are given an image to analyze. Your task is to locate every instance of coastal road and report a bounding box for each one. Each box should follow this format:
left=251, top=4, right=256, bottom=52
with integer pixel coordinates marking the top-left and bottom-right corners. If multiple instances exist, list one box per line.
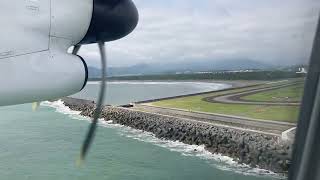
left=131, top=104, right=296, bottom=136
left=204, top=82, right=301, bottom=106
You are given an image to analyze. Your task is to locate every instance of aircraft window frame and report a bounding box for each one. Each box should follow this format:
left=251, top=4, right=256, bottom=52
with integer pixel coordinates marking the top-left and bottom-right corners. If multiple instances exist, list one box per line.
left=289, top=16, right=320, bottom=180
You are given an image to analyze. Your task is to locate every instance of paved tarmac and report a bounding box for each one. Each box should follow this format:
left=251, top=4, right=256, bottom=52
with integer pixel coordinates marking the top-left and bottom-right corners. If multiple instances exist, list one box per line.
left=204, top=82, right=301, bottom=106
left=131, top=104, right=296, bottom=136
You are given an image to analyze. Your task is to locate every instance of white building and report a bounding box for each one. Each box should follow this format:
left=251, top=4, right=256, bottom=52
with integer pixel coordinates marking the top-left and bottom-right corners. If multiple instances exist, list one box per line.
left=296, top=67, right=307, bottom=74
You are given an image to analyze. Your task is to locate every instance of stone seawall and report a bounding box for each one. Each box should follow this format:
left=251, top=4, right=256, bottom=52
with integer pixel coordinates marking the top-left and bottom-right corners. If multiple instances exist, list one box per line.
left=62, top=97, right=292, bottom=174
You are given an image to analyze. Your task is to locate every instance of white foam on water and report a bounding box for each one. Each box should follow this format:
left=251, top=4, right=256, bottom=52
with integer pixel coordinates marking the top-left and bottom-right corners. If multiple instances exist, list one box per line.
left=100, top=121, right=285, bottom=179
left=41, top=100, right=89, bottom=121
left=44, top=100, right=285, bottom=179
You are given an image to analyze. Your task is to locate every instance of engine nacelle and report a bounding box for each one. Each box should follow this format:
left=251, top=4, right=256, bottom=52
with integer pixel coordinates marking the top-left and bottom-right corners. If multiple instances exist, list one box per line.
left=0, top=0, right=138, bottom=106
left=0, top=51, right=87, bottom=106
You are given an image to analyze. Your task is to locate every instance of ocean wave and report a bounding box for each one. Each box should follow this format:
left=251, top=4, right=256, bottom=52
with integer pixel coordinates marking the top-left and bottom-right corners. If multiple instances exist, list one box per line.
left=99, top=121, right=285, bottom=179
left=40, top=100, right=89, bottom=121
left=42, top=100, right=285, bottom=179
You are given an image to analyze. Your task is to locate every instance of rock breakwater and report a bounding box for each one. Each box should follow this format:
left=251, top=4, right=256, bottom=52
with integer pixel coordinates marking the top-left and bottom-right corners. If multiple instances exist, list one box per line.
left=62, top=97, right=292, bottom=174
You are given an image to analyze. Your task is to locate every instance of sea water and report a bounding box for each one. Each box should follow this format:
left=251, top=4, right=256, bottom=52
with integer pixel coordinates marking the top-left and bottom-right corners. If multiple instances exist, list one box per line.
left=72, top=81, right=232, bottom=105
left=0, top=81, right=284, bottom=180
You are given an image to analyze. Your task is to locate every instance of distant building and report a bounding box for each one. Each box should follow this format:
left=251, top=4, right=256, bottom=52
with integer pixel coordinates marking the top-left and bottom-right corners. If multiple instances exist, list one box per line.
left=225, top=69, right=254, bottom=73
left=296, top=67, right=307, bottom=74
left=194, top=71, right=212, bottom=74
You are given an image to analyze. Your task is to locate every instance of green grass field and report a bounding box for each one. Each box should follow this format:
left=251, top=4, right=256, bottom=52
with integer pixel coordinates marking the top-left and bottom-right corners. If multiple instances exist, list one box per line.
left=240, top=84, right=304, bottom=102
left=151, top=81, right=303, bottom=122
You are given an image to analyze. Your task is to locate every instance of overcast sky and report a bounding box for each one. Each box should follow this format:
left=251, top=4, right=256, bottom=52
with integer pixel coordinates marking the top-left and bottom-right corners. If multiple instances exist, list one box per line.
left=77, top=0, right=320, bottom=68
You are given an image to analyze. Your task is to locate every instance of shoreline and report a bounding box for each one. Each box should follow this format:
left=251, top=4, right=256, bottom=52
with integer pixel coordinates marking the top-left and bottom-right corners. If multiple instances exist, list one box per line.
left=88, top=79, right=265, bottom=88
left=61, top=97, right=292, bottom=174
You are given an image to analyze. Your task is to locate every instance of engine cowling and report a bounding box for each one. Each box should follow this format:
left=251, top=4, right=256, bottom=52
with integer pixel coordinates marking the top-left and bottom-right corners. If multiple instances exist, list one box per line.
left=0, top=0, right=138, bottom=106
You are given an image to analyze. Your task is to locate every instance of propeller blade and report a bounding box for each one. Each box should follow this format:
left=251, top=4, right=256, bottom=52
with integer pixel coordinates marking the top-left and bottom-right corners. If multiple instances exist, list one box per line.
left=72, top=45, right=81, bottom=55
left=79, top=42, right=107, bottom=162
left=32, top=102, right=40, bottom=111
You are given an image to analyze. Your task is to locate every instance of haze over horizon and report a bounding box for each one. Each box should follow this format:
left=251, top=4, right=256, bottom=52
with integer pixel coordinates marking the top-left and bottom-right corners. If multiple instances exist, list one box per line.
left=77, top=0, right=320, bottom=68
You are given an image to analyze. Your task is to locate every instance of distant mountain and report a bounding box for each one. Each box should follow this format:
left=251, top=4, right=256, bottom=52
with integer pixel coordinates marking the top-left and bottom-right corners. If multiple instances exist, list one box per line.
left=88, top=59, right=275, bottom=78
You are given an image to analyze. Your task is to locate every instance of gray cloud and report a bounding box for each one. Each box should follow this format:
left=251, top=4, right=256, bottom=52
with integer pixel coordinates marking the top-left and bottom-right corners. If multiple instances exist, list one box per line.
left=78, top=0, right=320, bottom=68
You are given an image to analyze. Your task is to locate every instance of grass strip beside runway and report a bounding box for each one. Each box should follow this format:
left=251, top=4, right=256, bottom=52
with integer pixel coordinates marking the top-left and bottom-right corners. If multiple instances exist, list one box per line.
left=151, top=80, right=303, bottom=122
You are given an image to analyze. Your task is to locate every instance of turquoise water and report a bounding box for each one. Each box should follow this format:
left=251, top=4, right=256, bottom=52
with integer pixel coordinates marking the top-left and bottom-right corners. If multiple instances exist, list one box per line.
left=0, top=82, right=283, bottom=180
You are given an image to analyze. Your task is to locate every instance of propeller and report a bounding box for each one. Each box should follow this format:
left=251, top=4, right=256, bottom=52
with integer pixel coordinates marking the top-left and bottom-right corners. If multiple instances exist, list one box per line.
left=72, top=42, right=107, bottom=164
left=31, top=102, right=40, bottom=111
left=70, top=0, right=138, bottom=164
left=72, top=45, right=81, bottom=55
